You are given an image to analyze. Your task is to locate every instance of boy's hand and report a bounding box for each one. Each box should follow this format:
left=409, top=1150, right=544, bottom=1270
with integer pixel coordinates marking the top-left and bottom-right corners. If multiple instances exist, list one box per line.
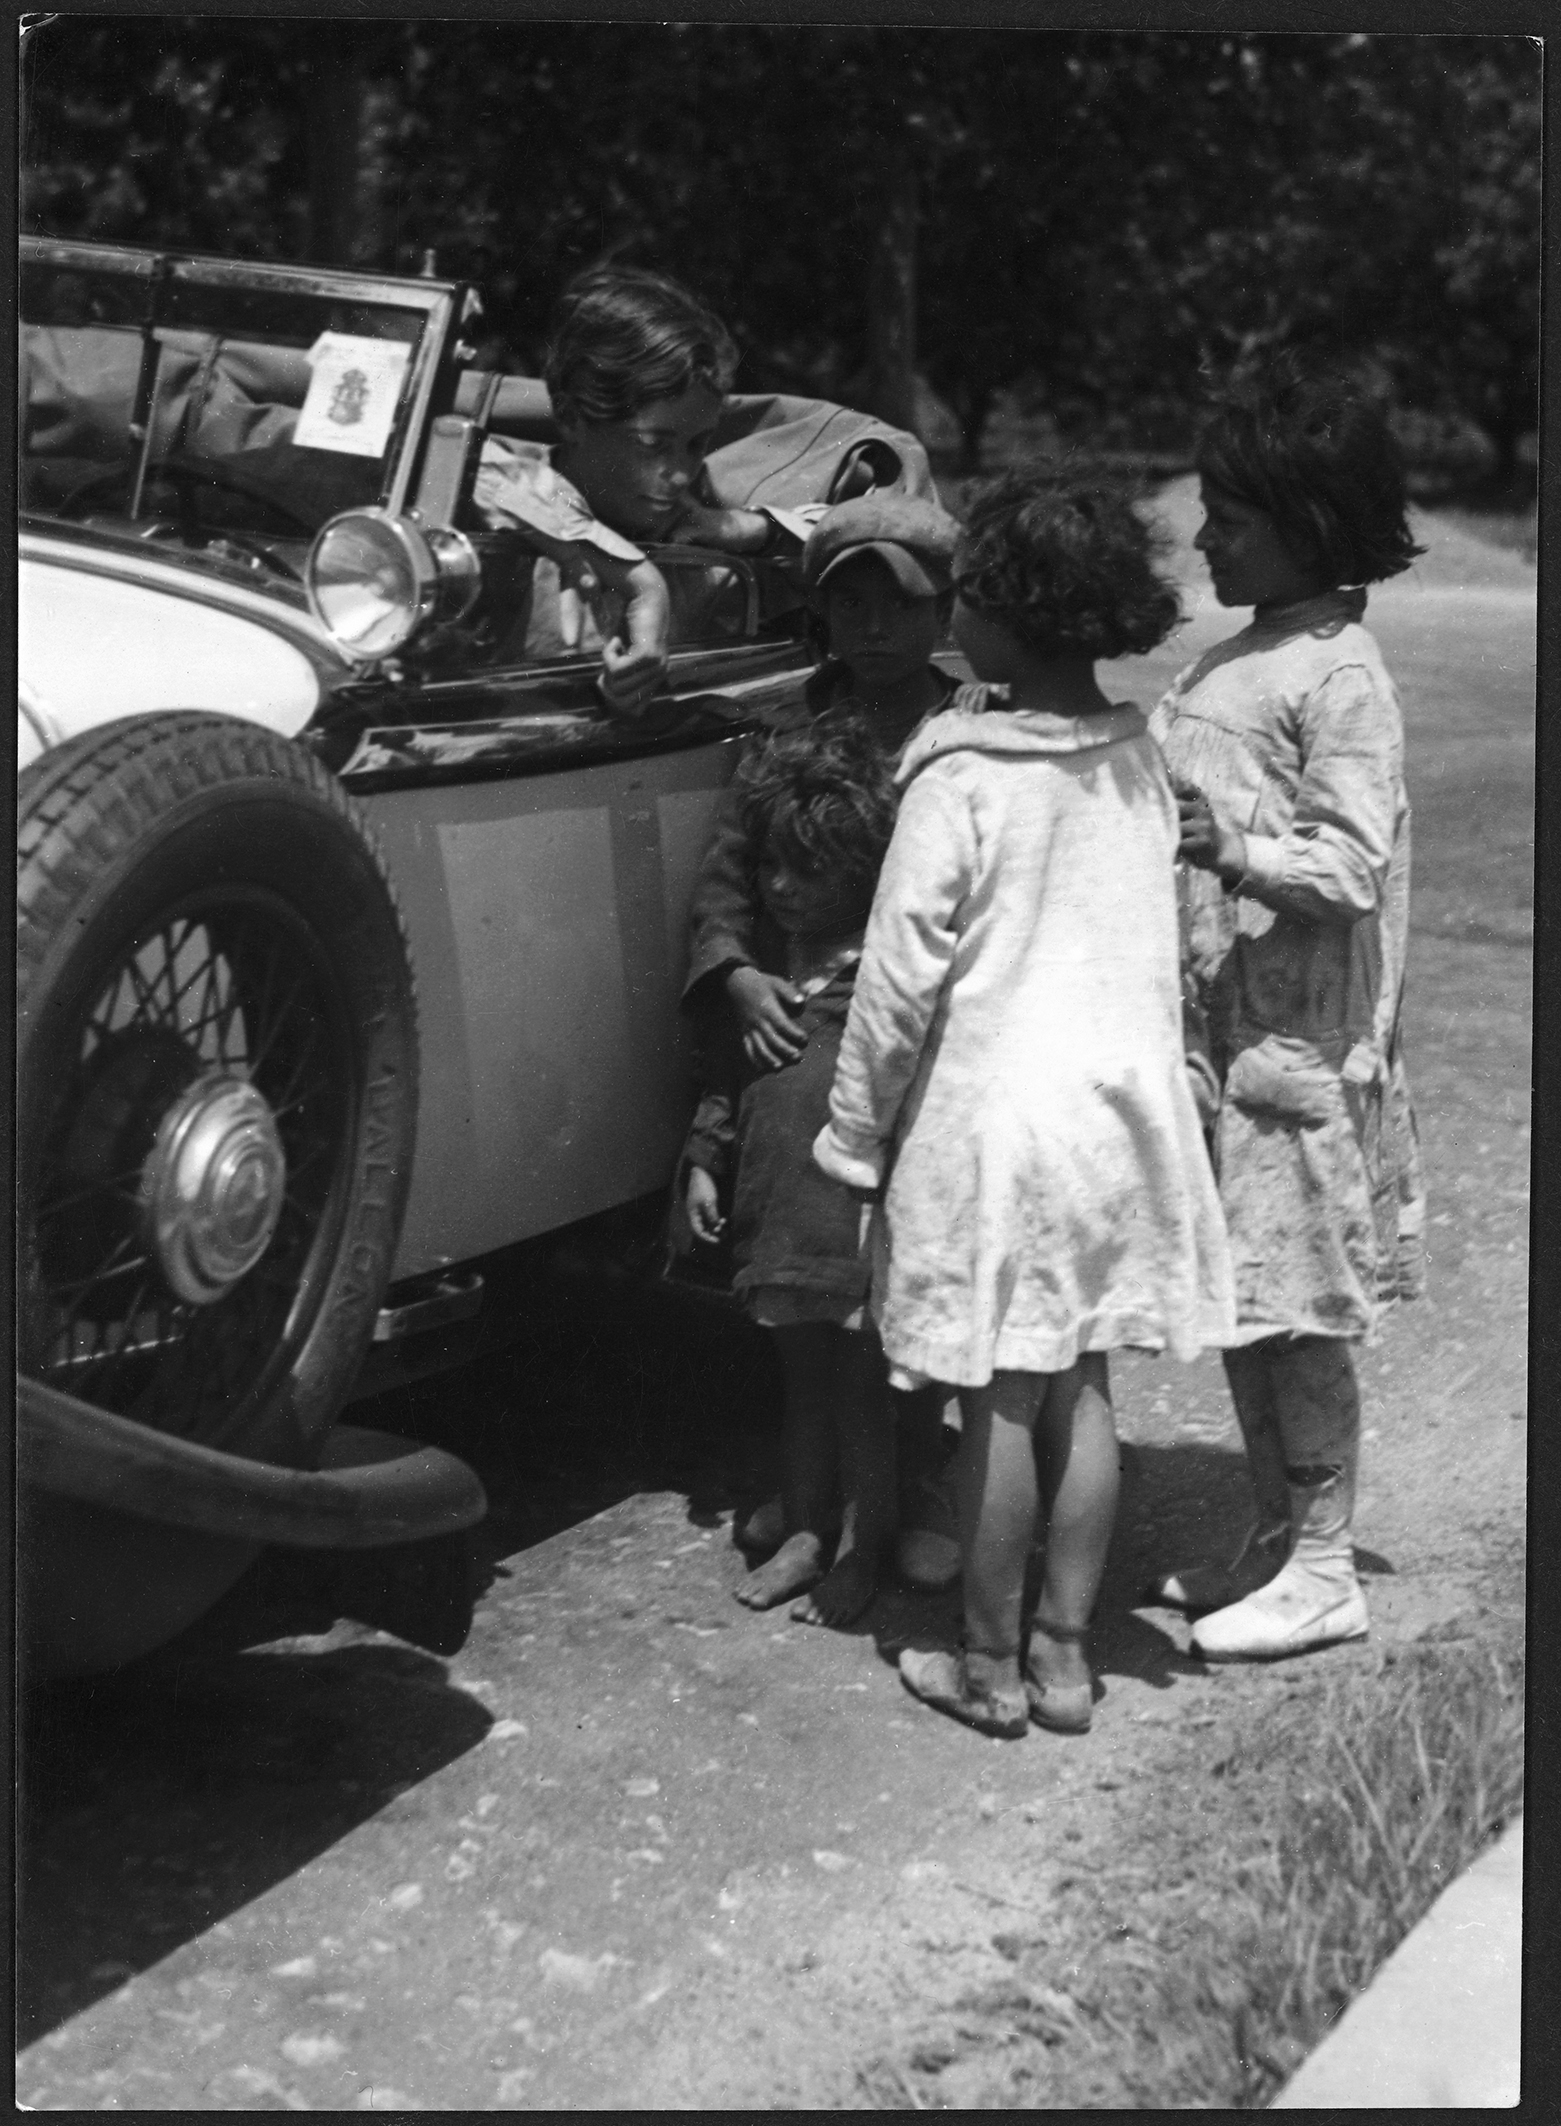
left=560, top=553, right=667, bottom=717
left=685, top=1166, right=726, bottom=1244
left=599, top=632, right=666, bottom=713
left=1175, top=784, right=1247, bottom=886
left=726, top=965, right=808, bottom=1069
left=666, top=499, right=772, bottom=555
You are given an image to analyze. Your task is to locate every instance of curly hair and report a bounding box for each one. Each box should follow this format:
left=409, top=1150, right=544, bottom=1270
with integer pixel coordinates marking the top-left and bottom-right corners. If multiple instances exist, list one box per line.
left=954, top=467, right=1182, bottom=659
left=544, top=264, right=739, bottom=428
left=736, top=721, right=899, bottom=888
left=1195, top=354, right=1423, bottom=587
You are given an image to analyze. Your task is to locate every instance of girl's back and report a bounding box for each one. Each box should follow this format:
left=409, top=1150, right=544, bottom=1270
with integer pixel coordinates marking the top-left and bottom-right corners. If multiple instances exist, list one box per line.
left=908, top=696, right=1183, bottom=1075
left=830, top=690, right=1231, bottom=1388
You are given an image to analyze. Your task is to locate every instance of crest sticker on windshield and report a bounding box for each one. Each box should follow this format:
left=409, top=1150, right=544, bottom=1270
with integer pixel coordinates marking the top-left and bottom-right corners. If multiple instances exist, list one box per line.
left=294, top=334, right=411, bottom=458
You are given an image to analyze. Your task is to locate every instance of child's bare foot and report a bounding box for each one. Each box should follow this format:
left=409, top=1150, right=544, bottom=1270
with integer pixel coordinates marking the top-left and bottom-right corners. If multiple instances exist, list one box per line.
left=734, top=1532, right=825, bottom=1609
left=737, top=1495, right=842, bottom=1559
left=791, top=1550, right=878, bottom=1629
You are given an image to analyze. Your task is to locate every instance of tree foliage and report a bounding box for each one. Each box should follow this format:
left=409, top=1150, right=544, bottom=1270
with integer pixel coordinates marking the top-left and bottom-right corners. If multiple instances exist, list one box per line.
left=20, top=22, right=1540, bottom=469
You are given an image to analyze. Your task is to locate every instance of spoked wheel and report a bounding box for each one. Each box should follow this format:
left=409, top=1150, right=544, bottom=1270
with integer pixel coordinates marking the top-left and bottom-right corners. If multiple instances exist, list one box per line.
left=18, top=712, right=419, bottom=1468
left=32, top=889, right=353, bottom=1442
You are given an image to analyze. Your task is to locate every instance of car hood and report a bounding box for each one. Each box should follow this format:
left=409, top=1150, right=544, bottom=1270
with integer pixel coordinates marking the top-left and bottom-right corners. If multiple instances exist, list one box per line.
left=18, top=529, right=345, bottom=768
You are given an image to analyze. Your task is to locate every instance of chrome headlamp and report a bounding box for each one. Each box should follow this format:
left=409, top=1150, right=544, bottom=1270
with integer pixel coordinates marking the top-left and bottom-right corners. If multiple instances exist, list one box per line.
left=306, top=508, right=480, bottom=662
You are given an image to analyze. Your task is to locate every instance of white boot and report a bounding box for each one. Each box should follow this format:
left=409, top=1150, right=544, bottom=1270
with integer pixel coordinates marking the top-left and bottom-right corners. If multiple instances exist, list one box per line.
left=1153, top=1512, right=1290, bottom=1613
left=1191, top=1460, right=1367, bottom=1662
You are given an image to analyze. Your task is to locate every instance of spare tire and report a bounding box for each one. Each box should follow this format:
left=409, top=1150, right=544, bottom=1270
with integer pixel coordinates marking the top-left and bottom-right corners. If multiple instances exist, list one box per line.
left=17, top=710, right=418, bottom=1468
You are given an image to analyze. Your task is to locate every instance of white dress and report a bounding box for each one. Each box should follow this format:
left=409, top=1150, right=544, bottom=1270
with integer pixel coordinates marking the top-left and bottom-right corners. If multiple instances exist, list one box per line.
left=816, top=689, right=1235, bottom=1388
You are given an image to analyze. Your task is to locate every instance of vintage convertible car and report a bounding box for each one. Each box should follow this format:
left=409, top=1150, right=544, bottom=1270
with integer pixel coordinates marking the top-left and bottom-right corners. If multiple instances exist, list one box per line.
left=17, top=235, right=934, bottom=1676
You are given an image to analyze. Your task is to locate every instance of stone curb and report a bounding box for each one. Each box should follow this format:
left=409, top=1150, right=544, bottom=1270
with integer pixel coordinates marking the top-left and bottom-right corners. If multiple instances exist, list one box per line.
left=1269, top=1814, right=1522, bottom=2108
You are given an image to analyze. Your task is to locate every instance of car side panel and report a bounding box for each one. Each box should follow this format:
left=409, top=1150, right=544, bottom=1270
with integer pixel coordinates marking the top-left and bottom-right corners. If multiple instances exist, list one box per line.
left=367, top=732, right=747, bottom=1278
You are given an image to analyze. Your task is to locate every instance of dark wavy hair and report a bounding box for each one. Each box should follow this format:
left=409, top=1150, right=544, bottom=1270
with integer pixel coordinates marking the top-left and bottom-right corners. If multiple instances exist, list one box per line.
left=544, top=264, right=739, bottom=427
left=954, top=467, right=1182, bottom=659
left=737, top=722, right=899, bottom=888
left=1195, top=355, right=1424, bottom=587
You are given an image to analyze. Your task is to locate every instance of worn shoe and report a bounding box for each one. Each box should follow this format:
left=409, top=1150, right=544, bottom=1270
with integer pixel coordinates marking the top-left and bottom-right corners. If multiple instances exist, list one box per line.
left=1151, top=1515, right=1290, bottom=1614
left=1192, top=1559, right=1368, bottom=1661
left=1024, top=1620, right=1094, bottom=1734
left=899, top=1646, right=1028, bottom=1738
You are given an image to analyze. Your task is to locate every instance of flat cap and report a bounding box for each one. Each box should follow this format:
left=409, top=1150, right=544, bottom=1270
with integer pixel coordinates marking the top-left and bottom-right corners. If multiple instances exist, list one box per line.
left=802, top=493, right=961, bottom=599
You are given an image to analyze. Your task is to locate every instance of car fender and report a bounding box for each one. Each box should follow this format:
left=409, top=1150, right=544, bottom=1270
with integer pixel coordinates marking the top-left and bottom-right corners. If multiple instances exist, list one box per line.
left=18, top=539, right=333, bottom=758
left=19, top=1375, right=486, bottom=1550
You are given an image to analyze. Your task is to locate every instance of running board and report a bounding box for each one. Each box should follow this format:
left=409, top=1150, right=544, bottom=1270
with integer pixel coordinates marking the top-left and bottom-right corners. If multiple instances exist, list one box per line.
left=373, top=1268, right=485, bottom=1343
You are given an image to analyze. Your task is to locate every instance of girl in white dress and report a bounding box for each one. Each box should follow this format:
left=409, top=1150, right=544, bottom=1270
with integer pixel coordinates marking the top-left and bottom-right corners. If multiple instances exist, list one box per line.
left=815, top=471, right=1235, bottom=1736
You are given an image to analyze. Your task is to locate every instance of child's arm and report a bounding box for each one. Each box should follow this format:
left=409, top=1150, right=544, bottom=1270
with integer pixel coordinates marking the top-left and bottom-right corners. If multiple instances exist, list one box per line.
left=684, top=1163, right=726, bottom=1243
left=684, top=762, right=808, bottom=1068
left=684, top=780, right=763, bottom=998
left=474, top=440, right=669, bottom=713
left=1180, top=664, right=1401, bottom=926
left=667, top=497, right=828, bottom=557
left=681, top=1084, right=735, bottom=1244
left=814, top=771, right=972, bottom=1190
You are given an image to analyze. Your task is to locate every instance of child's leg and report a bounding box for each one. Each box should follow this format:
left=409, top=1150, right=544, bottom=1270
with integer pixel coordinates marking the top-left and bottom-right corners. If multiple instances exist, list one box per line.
left=1153, top=1341, right=1290, bottom=1609
left=792, top=1332, right=897, bottom=1628
left=734, top=1322, right=839, bottom=1609
left=954, top=1370, right=1048, bottom=1695
left=1193, top=1335, right=1367, bottom=1661
left=1029, top=1356, right=1118, bottom=1703
left=894, top=1386, right=961, bottom=1590
left=897, top=1371, right=1040, bottom=1736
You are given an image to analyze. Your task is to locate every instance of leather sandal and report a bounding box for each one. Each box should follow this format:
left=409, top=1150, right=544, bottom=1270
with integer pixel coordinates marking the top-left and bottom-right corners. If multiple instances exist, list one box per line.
left=1024, top=1619, right=1094, bottom=1734
left=898, top=1643, right=1028, bottom=1739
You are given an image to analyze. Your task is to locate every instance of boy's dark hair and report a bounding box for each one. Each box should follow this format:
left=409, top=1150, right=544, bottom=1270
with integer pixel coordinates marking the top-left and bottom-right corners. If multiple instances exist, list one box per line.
left=737, top=721, right=898, bottom=888
left=1195, top=355, right=1423, bottom=587
left=545, top=264, right=739, bottom=428
left=954, top=467, right=1181, bottom=659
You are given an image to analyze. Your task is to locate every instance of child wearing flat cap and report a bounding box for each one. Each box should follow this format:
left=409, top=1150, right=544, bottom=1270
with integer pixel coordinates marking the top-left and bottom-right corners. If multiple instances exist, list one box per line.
left=677, top=492, right=966, bottom=1611
left=685, top=494, right=962, bottom=1044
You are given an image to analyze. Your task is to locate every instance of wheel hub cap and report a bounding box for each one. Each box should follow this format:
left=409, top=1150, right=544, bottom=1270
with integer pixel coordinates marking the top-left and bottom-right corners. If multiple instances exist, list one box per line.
left=140, top=1073, right=287, bottom=1305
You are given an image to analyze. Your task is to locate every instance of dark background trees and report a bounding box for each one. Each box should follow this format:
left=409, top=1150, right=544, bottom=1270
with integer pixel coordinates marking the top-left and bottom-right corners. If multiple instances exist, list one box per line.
left=20, top=21, right=1540, bottom=481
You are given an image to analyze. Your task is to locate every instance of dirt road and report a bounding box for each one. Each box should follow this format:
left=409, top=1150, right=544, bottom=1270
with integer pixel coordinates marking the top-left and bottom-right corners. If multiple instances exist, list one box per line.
left=17, top=491, right=1531, bottom=2110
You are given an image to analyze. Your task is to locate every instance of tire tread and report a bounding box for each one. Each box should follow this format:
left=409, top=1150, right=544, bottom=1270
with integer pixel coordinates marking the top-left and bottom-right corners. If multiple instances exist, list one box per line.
left=18, top=713, right=413, bottom=1015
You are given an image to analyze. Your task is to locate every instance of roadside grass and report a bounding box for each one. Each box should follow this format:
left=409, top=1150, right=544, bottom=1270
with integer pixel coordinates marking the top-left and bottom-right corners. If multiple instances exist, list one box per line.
left=1096, top=1636, right=1524, bottom=2108
left=853, top=1551, right=1524, bottom=2114
left=887, top=1626, right=1525, bottom=2111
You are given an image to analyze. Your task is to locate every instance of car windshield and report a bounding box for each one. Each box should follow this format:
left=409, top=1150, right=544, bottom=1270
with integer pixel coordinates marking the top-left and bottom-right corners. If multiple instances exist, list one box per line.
left=20, top=246, right=448, bottom=546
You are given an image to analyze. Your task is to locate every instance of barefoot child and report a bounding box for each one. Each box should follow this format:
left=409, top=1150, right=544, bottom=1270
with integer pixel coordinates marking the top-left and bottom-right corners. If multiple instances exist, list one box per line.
left=1149, top=358, right=1426, bottom=1661
left=682, top=725, right=902, bottom=1626
left=816, top=470, right=1235, bottom=1736
left=684, top=494, right=965, bottom=1588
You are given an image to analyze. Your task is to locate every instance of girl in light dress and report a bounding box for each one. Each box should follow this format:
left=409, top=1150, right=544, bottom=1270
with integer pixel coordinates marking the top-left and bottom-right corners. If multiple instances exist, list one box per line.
left=816, top=470, right=1235, bottom=1737
left=1149, top=358, right=1425, bottom=1663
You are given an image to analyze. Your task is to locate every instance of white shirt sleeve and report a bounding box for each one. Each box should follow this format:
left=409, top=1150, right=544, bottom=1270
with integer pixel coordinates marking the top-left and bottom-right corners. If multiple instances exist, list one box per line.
left=816, top=769, right=975, bottom=1182
left=473, top=437, right=646, bottom=564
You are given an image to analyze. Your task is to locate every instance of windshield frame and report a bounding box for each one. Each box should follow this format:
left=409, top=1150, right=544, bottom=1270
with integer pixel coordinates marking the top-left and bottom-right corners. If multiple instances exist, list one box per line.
left=21, top=236, right=466, bottom=521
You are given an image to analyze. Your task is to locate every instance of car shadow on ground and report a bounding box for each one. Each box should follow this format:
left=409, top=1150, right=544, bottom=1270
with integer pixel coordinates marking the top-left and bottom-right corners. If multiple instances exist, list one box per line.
left=17, top=1275, right=786, bottom=2050
left=365, top=1270, right=788, bottom=1561
left=16, top=1642, right=493, bottom=2047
